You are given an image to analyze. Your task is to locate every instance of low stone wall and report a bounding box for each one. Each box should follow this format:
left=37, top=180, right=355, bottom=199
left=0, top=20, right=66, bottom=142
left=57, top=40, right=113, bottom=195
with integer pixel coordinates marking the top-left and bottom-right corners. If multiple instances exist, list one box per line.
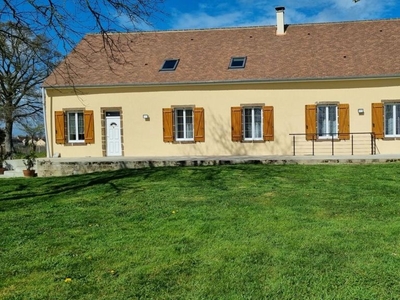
left=36, top=157, right=296, bottom=177
left=36, top=155, right=400, bottom=177
left=38, top=160, right=148, bottom=177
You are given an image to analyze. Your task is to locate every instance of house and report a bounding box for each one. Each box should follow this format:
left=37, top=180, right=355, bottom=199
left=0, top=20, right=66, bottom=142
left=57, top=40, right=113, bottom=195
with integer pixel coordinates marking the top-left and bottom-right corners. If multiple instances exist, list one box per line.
left=43, top=7, right=400, bottom=158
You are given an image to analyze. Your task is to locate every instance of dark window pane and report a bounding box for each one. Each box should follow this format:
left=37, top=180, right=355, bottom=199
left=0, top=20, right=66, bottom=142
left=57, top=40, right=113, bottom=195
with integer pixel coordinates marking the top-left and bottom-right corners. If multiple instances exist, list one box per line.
left=396, top=105, right=400, bottom=135
left=230, top=57, right=246, bottom=68
left=243, top=108, right=252, bottom=138
left=161, top=59, right=178, bottom=70
left=106, top=111, right=120, bottom=117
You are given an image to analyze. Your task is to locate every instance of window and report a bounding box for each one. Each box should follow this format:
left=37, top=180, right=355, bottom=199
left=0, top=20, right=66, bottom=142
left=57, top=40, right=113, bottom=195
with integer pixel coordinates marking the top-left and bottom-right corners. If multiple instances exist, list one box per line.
left=243, top=107, right=263, bottom=140
left=229, top=57, right=246, bottom=69
left=231, top=106, right=274, bottom=142
left=372, top=102, right=400, bottom=139
left=317, top=105, right=338, bottom=138
left=68, top=112, right=85, bottom=142
left=175, top=108, right=194, bottom=141
left=305, top=104, right=349, bottom=141
left=160, top=59, right=179, bottom=71
left=55, top=110, right=95, bottom=144
left=384, top=103, right=400, bottom=137
left=162, top=107, right=205, bottom=142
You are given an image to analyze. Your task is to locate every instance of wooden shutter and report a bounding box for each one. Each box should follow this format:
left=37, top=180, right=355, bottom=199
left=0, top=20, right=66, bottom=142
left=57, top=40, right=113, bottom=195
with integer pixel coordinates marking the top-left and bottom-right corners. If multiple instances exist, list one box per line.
left=338, top=103, right=350, bottom=140
left=305, top=105, right=317, bottom=140
left=372, top=103, right=384, bottom=139
left=84, top=110, right=95, bottom=144
left=55, top=111, right=65, bottom=144
left=231, top=107, right=242, bottom=142
left=194, top=107, right=205, bottom=142
left=263, top=106, right=274, bottom=141
left=163, top=108, right=174, bottom=142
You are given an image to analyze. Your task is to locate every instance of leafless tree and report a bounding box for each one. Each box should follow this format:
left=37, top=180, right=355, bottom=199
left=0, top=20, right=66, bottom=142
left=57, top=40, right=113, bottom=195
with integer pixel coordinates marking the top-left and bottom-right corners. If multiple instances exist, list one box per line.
left=0, top=2, right=165, bottom=154
left=0, top=22, right=60, bottom=155
left=1, top=0, right=165, bottom=52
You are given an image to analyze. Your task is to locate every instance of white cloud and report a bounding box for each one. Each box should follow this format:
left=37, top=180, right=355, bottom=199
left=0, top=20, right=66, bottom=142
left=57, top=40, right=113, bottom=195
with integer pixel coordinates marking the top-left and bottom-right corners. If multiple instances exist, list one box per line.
left=114, top=12, right=157, bottom=31
left=167, top=0, right=398, bottom=30
left=172, top=12, right=244, bottom=29
left=293, top=0, right=397, bottom=23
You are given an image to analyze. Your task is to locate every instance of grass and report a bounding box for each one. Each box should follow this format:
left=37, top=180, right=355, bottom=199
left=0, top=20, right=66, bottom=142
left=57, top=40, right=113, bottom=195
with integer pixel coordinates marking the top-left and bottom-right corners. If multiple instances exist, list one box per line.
left=1, top=164, right=400, bottom=299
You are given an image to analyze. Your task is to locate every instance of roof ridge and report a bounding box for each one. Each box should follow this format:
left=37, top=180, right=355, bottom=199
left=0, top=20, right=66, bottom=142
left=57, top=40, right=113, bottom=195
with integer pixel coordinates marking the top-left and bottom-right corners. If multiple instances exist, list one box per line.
left=84, top=17, right=400, bottom=36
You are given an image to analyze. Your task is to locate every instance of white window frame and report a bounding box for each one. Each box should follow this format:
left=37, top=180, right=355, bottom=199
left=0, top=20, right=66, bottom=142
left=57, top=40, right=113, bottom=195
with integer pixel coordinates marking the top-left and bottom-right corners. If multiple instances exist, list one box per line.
left=384, top=103, right=400, bottom=137
left=174, top=108, right=194, bottom=141
left=317, top=104, right=338, bottom=139
left=243, top=107, right=263, bottom=141
left=67, top=111, right=85, bottom=143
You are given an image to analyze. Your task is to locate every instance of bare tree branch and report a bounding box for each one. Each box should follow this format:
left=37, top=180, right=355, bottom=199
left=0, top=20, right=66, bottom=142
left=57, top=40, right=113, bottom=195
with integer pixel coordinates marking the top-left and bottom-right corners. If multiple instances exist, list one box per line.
left=0, top=22, right=61, bottom=154
left=1, top=0, right=165, bottom=53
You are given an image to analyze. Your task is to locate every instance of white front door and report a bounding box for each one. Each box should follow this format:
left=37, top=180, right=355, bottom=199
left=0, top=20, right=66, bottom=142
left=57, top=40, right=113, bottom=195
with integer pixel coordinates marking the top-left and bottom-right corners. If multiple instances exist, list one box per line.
left=106, top=113, right=122, bottom=156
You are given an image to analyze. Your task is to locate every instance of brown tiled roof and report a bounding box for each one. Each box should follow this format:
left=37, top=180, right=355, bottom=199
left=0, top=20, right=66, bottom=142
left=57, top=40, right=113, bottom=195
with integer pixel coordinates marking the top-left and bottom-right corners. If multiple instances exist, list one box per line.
left=44, top=19, right=400, bottom=87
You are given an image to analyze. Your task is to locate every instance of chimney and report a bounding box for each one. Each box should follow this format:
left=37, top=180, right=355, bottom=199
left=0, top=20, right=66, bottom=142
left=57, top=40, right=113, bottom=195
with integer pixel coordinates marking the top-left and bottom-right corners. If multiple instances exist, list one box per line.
left=275, top=6, right=285, bottom=35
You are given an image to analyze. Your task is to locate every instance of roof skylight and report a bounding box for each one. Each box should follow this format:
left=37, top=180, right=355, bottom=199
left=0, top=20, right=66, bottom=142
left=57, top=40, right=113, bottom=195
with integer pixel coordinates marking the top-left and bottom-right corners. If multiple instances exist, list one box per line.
left=229, top=57, right=246, bottom=69
left=160, top=59, right=179, bottom=71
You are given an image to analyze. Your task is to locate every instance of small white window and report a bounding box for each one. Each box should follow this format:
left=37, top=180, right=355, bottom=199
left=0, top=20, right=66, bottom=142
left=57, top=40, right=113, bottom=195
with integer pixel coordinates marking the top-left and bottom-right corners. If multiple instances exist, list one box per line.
left=243, top=107, right=263, bottom=140
left=67, top=111, right=85, bottom=142
left=317, top=105, right=338, bottom=139
left=175, top=108, right=194, bottom=141
left=229, top=57, right=246, bottom=69
left=384, top=103, right=400, bottom=137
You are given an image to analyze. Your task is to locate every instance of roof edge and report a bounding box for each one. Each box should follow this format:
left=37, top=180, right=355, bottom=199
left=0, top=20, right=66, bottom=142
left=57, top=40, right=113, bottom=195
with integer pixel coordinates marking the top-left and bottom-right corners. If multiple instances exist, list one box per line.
left=43, top=74, right=400, bottom=90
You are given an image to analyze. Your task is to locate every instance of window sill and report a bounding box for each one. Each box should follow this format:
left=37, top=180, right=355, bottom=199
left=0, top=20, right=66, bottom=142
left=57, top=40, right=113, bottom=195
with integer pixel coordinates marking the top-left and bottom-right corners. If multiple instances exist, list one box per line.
left=65, top=142, right=87, bottom=146
left=315, top=138, right=339, bottom=142
left=383, top=137, right=400, bottom=141
left=241, top=140, right=265, bottom=143
left=172, top=140, right=196, bottom=144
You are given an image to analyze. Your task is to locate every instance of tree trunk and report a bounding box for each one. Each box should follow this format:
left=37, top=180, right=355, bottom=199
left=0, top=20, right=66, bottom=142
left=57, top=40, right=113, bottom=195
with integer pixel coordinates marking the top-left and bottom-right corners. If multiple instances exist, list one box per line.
left=4, top=120, right=13, bottom=156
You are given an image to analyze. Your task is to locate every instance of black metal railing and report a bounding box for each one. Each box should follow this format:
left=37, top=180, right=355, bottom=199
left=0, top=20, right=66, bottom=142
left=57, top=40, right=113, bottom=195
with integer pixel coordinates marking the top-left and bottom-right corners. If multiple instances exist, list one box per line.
left=289, top=132, right=376, bottom=156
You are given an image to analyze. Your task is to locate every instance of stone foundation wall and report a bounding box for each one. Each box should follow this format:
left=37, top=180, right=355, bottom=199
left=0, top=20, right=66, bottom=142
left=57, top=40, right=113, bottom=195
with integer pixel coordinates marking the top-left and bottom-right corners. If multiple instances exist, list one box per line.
left=36, top=157, right=298, bottom=177
left=36, top=156, right=400, bottom=177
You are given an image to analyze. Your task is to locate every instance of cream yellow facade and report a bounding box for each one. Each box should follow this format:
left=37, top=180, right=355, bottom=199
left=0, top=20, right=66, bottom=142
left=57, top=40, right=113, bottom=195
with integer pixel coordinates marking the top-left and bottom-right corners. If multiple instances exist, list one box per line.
left=45, top=78, right=400, bottom=158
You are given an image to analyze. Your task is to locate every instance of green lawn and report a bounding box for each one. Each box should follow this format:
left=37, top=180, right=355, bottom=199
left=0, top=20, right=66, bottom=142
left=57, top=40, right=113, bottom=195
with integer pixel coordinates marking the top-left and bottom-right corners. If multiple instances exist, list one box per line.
left=1, top=164, right=400, bottom=299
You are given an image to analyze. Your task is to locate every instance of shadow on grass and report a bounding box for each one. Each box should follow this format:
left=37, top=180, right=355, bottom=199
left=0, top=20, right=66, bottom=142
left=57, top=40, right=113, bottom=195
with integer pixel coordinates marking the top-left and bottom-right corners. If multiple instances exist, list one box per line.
left=0, top=168, right=154, bottom=202
left=0, top=164, right=292, bottom=202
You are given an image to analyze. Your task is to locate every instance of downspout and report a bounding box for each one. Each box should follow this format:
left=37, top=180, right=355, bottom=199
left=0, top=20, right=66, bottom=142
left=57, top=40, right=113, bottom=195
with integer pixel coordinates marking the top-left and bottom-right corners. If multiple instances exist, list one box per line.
left=42, top=87, right=51, bottom=158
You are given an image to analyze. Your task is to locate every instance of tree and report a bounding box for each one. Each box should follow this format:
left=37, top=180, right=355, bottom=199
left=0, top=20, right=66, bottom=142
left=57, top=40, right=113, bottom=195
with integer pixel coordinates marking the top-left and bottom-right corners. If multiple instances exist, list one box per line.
left=1, top=1, right=165, bottom=53
left=0, top=22, right=60, bottom=155
left=0, top=1, right=164, bottom=155
left=0, top=128, right=5, bottom=146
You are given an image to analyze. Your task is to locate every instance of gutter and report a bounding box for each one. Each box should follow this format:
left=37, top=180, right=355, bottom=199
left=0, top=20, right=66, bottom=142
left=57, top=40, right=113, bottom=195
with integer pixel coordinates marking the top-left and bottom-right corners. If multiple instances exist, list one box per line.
left=42, top=74, right=400, bottom=90
left=42, top=87, right=50, bottom=158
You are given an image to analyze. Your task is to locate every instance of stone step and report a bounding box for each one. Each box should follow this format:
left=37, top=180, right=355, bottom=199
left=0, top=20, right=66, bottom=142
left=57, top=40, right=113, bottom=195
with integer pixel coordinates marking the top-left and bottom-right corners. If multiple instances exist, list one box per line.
left=4, top=159, right=36, bottom=172
left=1, top=159, right=37, bottom=178
left=1, top=170, right=24, bottom=178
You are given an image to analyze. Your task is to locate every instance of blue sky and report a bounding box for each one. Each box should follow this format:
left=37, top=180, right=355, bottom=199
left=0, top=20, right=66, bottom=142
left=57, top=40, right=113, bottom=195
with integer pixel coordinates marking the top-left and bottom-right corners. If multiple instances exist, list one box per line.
left=146, top=0, right=399, bottom=30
